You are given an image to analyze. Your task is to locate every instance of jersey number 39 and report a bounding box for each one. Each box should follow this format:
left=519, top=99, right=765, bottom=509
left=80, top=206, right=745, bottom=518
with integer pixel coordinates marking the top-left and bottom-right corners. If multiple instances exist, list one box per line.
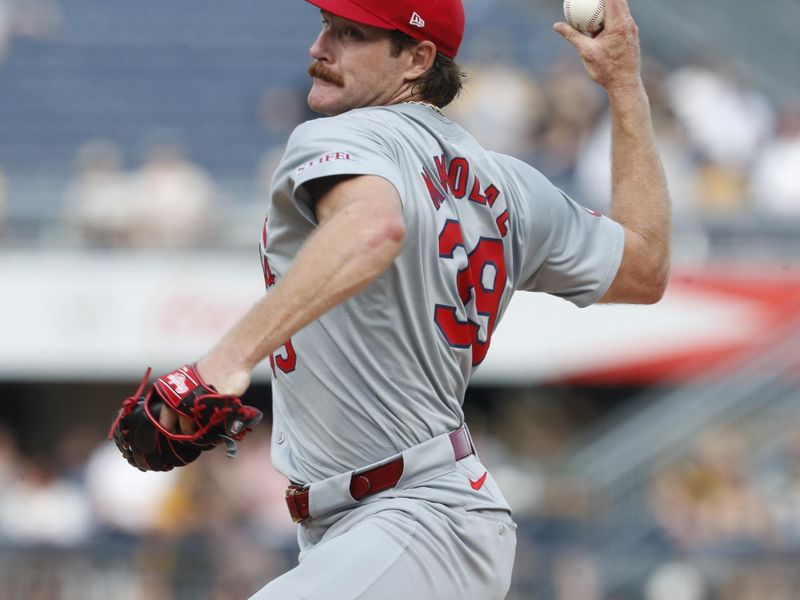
left=434, top=219, right=507, bottom=366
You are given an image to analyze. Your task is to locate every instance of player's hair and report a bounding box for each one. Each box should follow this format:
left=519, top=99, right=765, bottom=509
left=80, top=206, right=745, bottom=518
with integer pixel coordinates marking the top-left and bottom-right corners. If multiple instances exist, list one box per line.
left=390, top=31, right=466, bottom=108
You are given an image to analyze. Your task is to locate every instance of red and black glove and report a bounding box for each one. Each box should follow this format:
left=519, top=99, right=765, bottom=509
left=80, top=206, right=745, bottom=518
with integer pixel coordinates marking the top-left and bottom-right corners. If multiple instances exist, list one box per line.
left=109, top=364, right=262, bottom=472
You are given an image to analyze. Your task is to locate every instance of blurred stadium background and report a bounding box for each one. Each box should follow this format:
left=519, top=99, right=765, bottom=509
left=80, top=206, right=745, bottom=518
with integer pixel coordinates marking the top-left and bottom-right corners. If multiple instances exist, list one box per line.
left=0, top=0, right=799, bottom=598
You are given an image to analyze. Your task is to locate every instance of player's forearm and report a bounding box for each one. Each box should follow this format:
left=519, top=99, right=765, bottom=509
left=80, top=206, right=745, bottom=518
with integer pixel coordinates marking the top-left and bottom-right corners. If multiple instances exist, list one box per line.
left=199, top=198, right=405, bottom=386
left=608, top=82, right=670, bottom=234
left=606, top=82, right=671, bottom=301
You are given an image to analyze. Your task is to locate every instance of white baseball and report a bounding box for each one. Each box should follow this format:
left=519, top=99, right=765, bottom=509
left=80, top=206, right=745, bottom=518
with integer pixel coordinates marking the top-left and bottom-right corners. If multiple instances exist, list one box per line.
left=563, top=0, right=605, bottom=34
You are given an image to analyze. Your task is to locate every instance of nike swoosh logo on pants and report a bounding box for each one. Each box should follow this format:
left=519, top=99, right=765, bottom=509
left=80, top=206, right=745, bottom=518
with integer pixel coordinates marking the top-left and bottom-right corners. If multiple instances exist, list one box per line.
left=469, top=471, right=488, bottom=490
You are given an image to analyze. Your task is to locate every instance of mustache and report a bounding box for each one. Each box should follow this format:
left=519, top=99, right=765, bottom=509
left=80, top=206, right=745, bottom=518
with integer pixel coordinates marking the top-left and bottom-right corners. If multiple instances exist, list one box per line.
left=308, top=61, right=345, bottom=87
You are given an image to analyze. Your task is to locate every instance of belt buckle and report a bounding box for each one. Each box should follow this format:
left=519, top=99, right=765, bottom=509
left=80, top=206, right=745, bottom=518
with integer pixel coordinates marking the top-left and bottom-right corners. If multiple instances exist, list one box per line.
left=285, top=485, right=307, bottom=523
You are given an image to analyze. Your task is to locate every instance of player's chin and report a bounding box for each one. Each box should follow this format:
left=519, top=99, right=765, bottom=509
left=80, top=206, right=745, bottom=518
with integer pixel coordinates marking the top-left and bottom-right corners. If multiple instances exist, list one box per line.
left=307, top=83, right=349, bottom=116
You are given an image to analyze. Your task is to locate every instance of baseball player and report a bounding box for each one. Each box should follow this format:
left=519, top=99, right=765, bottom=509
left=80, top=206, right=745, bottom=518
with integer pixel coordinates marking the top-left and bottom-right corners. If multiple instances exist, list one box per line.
left=146, top=0, right=670, bottom=597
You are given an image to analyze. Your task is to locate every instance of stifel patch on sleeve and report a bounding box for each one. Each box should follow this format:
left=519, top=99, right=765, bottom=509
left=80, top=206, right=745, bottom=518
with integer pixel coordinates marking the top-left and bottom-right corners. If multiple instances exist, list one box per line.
left=296, top=151, right=356, bottom=175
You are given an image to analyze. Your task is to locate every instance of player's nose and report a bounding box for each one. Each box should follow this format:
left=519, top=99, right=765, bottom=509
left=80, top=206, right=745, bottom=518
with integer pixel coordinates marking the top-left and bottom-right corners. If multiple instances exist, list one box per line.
left=309, top=28, right=332, bottom=62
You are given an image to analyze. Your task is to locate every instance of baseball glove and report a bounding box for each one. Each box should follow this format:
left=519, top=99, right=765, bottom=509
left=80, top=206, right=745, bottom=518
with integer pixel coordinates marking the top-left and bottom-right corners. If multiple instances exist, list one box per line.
left=109, top=364, right=262, bottom=472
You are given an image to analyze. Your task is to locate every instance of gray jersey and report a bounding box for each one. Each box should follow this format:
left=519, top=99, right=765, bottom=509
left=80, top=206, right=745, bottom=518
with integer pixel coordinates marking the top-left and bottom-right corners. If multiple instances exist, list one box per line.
left=263, top=103, right=624, bottom=484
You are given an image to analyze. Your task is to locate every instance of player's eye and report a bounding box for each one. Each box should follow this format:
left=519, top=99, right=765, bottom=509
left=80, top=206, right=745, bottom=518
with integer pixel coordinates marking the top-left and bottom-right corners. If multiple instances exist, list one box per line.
left=343, top=27, right=364, bottom=40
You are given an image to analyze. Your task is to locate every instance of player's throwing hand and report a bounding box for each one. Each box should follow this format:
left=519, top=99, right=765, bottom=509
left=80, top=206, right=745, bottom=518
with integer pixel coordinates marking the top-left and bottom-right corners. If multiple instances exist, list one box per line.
left=553, top=0, right=642, bottom=92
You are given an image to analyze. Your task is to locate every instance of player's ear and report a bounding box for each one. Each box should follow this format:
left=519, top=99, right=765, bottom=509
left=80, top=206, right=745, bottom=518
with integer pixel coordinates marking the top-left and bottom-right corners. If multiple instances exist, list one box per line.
left=404, top=40, right=437, bottom=81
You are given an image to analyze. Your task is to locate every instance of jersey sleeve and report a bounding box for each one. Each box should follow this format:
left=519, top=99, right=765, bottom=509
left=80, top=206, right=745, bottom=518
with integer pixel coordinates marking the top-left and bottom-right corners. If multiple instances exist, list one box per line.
left=277, top=112, right=405, bottom=224
left=509, top=161, right=624, bottom=307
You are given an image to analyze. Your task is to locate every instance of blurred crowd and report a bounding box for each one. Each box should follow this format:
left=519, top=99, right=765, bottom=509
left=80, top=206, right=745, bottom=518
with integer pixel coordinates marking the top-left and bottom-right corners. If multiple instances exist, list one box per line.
left=0, top=420, right=295, bottom=599
left=643, top=423, right=800, bottom=600
left=0, top=0, right=60, bottom=64
left=0, top=421, right=294, bottom=546
left=485, top=408, right=800, bottom=600
left=60, top=138, right=219, bottom=249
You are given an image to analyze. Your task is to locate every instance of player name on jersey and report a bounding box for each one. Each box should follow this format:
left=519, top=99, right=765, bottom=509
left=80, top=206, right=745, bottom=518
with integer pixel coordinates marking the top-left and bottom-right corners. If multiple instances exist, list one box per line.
left=421, top=154, right=510, bottom=238
left=421, top=154, right=500, bottom=210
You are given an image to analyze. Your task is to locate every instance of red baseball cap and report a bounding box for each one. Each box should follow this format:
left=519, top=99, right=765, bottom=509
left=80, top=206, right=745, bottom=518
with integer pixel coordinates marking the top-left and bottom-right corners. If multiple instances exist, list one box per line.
left=306, top=0, right=465, bottom=59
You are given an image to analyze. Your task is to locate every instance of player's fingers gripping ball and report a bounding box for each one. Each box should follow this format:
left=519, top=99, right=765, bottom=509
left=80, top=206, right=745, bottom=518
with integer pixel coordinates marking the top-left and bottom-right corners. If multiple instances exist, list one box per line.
left=564, top=0, right=605, bottom=33
left=109, top=364, right=263, bottom=472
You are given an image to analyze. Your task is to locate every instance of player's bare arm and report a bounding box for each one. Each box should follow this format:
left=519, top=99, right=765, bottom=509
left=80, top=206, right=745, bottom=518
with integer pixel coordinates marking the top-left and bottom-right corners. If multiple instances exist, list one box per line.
left=555, top=0, right=671, bottom=305
left=196, top=176, right=403, bottom=391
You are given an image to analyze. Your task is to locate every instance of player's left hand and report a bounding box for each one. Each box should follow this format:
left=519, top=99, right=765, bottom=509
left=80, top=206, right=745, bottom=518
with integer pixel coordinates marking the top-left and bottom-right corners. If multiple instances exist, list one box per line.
left=553, top=0, right=642, bottom=92
left=108, top=364, right=262, bottom=472
left=158, top=360, right=252, bottom=434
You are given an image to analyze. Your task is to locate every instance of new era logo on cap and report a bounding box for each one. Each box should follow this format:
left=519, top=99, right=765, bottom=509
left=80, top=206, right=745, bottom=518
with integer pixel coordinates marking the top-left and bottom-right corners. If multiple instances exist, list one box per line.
left=409, top=11, right=425, bottom=28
